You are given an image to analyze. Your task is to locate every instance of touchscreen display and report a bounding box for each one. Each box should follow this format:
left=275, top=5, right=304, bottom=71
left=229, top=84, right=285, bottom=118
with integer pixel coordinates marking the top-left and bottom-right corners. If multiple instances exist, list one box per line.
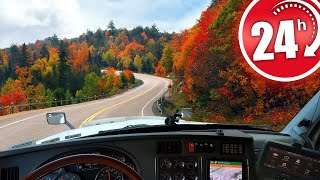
left=209, top=161, right=243, bottom=180
left=263, top=147, right=320, bottom=178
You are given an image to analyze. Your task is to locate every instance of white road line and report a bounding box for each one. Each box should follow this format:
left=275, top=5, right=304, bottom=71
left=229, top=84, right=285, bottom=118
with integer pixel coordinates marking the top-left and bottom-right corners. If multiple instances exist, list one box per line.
left=0, top=75, right=167, bottom=129
left=0, top=113, right=45, bottom=129
left=141, top=81, right=169, bottom=116
left=0, top=80, right=146, bottom=129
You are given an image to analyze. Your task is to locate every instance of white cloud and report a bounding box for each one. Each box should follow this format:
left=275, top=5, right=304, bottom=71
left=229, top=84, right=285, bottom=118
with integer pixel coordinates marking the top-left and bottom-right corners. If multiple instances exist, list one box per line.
left=0, top=0, right=211, bottom=48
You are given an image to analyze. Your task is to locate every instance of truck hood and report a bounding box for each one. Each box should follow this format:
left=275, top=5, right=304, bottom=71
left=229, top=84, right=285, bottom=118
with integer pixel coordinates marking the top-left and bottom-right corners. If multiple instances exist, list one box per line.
left=36, top=116, right=208, bottom=145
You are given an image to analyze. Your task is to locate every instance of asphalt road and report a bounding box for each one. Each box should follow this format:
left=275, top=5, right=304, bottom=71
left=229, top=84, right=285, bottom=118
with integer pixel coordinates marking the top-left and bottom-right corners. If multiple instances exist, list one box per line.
left=0, top=73, right=171, bottom=150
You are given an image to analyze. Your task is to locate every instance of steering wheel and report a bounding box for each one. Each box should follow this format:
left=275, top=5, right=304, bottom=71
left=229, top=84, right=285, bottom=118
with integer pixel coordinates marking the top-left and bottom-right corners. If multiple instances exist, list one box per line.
left=23, top=154, right=143, bottom=180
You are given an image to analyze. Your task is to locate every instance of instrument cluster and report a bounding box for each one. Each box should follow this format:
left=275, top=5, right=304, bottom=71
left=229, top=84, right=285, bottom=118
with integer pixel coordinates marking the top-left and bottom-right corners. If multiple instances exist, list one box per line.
left=41, top=148, right=137, bottom=180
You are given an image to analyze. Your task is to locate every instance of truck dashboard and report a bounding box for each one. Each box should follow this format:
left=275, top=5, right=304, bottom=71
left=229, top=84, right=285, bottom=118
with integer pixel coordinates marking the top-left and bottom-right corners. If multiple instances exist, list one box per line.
left=0, top=127, right=318, bottom=180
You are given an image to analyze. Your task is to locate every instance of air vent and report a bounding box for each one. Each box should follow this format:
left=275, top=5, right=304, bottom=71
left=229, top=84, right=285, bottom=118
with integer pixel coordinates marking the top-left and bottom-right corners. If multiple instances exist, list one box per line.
left=41, top=137, right=60, bottom=144
left=221, top=143, right=245, bottom=155
left=65, top=133, right=81, bottom=139
left=157, top=141, right=182, bottom=154
left=0, top=166, right=19, bottom=180
left=11, top=141, right=36, bottom=149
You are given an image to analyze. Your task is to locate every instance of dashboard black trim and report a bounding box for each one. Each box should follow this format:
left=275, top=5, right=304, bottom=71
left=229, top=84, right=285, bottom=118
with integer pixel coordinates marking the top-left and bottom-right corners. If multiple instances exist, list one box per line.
left=0, top=131, right=253, bottom=157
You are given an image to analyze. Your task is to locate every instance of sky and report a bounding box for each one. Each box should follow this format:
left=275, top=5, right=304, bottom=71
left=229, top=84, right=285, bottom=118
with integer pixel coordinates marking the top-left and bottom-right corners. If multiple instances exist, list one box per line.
left=0, top=0, right=211, bottom=48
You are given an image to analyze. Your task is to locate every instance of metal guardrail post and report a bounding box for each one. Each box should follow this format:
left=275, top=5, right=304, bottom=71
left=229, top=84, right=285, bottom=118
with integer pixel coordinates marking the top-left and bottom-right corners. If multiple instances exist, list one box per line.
left=19, top=101, right=22, bottom=112
left=0, top=103, right=3, bottom=116
left=28, top=100, right=31, bottom=110
left=36, top=100, right=38, bottom=109
left=157, top=100, right=163, bottom=115
left=10, top=102, right=14, bottom=114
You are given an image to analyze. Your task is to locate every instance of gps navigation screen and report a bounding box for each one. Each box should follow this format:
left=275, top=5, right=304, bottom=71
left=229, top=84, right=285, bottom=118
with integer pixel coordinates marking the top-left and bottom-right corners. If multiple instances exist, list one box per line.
left=209, top=161, right=243, bottom=180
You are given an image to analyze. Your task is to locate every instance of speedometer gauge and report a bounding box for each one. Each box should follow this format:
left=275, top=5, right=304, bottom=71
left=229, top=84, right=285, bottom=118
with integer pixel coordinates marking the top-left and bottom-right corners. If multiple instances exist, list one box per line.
left=56, top=173, right=81, bottom=180
left=95, top=167, right=124, bottom=180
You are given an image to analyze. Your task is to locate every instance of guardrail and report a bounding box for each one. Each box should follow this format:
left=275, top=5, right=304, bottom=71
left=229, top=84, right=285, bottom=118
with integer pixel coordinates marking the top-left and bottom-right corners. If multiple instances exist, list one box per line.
left=0, top=81, right=143, bottom=116
left=0, top=94, right=109, bottom=116
left=154, top=87, right=170, bottom=116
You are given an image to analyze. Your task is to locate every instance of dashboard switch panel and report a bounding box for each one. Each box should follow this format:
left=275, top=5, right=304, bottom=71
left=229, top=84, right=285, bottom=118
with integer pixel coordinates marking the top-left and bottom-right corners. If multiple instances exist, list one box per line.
left=157, top=141, right=182, bottom=154
left=158, top=157, right=199, bottom=180
left=221, top=143, right=245, bottom=155
left=188, top=142, right=215, bottom=153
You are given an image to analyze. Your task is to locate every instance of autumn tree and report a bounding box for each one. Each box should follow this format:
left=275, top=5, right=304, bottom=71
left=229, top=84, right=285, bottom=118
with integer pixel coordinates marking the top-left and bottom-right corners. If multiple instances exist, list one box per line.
left=120, top=56, right=131, bottom=70
left=76, top=41, right=90, bottom=72
left=119, top=72, right=128, bottom=88
left=155, top=62, right=166, bottom=77
left=21, top=43, right=33, bottom=66
left=115, top=31, right=129, bottom=52
left=102, top=49, right=117, bottom=68
left=160, top=44, right=173, bottom=74
left=31, top=58, right=53, bottom=78
left=141, top=52, right=155, bottom=73
left=58, top=40, right=69, bottom=88
left=123, top=70, right=135, bottom=84
left=83, top=72, right=100, bottom=96
left=108, top=20, right=117, bottom=36
left=67, top=42, right=77, bottom=63
left=8, top=44, right=22, bottom=68
left=98, top=67, right=120, bottom=94
left=120, top=40, right=145, bottom=60
left=133, top=55, right=142, bottom=72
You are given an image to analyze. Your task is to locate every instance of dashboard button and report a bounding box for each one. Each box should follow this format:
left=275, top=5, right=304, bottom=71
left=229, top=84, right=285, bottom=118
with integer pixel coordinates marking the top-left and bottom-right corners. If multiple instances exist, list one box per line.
left=186, top=159, right=197, bottom=169
left=188, top=142, right=194, bottom=153
left=173, top=172, right=185, bottom=180
left=186, top=171, right=198, bottom=180
left=160, top=172, right=172, bottom=180
left=160, top=159, right=172, bottom=169
left=173, top=160, right=185, bottom=168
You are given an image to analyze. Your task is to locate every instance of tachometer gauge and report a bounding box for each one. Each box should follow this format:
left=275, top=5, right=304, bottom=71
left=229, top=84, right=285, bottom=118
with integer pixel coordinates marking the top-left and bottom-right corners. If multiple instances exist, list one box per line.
left=95, top=167, right=124, bottom=180
left=56, top=172, right=81, bottom=180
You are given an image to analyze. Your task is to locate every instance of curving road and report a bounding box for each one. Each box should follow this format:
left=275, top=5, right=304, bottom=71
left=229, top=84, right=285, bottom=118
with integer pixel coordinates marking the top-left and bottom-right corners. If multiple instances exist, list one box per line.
left=0, top=73, right=170, bottom=150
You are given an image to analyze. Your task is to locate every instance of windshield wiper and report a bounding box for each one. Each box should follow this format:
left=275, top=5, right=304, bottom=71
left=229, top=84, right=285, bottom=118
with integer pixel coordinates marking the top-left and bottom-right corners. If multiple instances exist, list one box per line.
left=91, top=123, right=273, bottom=138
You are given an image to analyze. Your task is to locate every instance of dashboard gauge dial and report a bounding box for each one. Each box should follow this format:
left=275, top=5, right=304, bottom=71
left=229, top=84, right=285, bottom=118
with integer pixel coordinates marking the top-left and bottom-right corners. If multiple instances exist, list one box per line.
left=160, top=172, right=172, bottom=180
left=186, top=171, right=198, bottom=180
left=56, top=172, right=81, bottom=180
left=185, top=159, right=197, bottom=169
left=160, top=159, right=172, bottom=169
left=95, top=167, right=124, bottom=180
left=173, top=160, right=185, bottom=169
left=173, top=172, right=185, bottom=180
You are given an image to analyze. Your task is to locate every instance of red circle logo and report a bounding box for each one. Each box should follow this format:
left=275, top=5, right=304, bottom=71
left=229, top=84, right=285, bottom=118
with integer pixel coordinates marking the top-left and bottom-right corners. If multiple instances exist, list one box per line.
left=239, top=0, right=320, bottom=82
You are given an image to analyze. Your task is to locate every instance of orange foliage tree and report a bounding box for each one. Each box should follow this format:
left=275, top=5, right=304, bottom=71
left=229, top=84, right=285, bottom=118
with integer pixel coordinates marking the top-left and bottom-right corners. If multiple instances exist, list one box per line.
left=120, top=40, right=146, bottom=60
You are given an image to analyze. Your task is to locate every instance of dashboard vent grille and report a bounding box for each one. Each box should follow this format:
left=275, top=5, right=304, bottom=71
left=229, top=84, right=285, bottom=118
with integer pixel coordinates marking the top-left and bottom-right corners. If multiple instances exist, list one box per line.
left=221, top=143, right=245, bottom=155
left=157, top=141, right=182, bottom=154
left=0, top=166, right=19, bottom=180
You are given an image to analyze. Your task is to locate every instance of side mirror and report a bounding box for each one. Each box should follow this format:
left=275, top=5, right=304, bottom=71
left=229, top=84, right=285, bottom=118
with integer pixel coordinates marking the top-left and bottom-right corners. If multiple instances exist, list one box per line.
left=46, top=112, right=75, bottom=129
left=46, top=112, right=66, bottom=125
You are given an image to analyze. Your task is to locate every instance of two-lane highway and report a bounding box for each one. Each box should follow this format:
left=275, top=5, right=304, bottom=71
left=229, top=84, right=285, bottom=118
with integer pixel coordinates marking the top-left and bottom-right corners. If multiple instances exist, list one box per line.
left=0, top=73, right=170, bottom=150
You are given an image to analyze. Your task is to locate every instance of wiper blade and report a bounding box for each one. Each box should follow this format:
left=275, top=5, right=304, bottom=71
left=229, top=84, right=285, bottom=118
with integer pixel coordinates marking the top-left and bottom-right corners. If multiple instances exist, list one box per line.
left=90, top=123, right=274, bottom=138
left=98, top=124, right=152, bottom=134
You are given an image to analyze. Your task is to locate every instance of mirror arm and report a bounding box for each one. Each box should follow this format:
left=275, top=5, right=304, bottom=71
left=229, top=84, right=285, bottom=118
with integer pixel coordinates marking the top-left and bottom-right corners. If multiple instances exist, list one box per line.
left=65, top=120, right=75, bottom=129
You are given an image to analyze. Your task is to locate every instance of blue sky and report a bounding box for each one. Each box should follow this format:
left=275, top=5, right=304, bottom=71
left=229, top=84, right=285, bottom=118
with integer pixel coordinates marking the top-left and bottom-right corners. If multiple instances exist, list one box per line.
left=0, top=0, right=211, bottom=48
